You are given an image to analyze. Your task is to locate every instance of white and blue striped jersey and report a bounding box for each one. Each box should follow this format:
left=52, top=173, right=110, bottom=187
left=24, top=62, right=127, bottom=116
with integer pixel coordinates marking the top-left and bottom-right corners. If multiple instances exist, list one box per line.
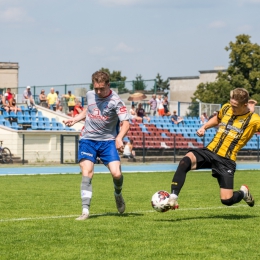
left=80, top=90, right=129, bottom=141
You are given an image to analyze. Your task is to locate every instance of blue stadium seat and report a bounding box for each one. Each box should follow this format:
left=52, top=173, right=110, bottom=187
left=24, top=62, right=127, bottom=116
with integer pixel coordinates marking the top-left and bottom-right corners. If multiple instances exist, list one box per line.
left=4, top=120, right=12, bottom=128
left=37, top=122, right=45, bottom=130
left=57, top=122, right=65, bottom=131
left=51, top=122, right=59, bottom=131
left=17, top=115, right=24, bottom=124
left=45, top=122, right=51, bottom=130
left=23, top=115, right=31, bottom=124
left=9, top=111, right=18, bottom=119
left=20, top=105, right=29, bottom=112
left=3, top=111, right=10, bottom=119
left=11, top=122, right=22, bottom=130
left=161, top=133, right=170, bottom=138
left=31, top=122, right=38, bottom=130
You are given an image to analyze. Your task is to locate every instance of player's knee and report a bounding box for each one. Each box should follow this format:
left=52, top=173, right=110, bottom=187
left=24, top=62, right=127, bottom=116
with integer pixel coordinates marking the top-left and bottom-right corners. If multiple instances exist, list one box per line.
left=178, top=156, right=192, bottom=171
left=221, top=197, right=234, bottom=206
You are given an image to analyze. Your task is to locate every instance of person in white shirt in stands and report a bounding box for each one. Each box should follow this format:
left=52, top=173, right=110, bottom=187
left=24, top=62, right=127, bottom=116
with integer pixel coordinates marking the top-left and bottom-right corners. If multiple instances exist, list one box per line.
left=156, top=95, right=164, bottom=116
left=23, top=86, right=36, bottom=109
left=123, top=139, right=135, bottom=159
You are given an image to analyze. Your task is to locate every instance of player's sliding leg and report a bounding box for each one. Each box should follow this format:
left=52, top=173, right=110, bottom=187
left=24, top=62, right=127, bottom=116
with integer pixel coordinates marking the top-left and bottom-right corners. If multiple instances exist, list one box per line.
left=108, top=162, right=125, bottom=214
left=76, top=160, right=94, bottom=221
left=166, top=155, right=193, bottom=210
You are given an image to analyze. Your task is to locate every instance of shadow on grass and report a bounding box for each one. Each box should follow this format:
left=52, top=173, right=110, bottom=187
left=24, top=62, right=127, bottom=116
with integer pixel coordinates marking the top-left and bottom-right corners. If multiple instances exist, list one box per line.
left=89, top=212, right=144, bottom=219
left=155, top=214, right=259, bottom=222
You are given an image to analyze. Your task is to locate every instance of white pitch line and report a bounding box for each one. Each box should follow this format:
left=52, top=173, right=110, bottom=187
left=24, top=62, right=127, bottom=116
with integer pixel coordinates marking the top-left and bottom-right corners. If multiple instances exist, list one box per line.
left=0, top=204, right=258, bottom=222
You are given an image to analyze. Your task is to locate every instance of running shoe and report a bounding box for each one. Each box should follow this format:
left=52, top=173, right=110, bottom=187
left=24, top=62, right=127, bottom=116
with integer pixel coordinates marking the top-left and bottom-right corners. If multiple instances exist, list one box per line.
left=114, top=193, right=125, bottom=213
left=240, top=185, right=254, bottom=207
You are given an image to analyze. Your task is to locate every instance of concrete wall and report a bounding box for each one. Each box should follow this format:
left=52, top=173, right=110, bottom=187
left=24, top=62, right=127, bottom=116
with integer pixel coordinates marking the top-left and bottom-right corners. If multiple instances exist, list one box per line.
left=0, top=62, right=19, bottom=92
left=0, top=126, right=79, bottom=163
left=169, top=68, right=226, bottom=103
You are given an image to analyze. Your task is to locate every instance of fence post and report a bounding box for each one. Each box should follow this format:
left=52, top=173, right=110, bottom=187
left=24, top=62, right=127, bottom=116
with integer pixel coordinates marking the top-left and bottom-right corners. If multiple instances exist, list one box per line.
left=22, top=134, right=25, bottom=165
left=173, top=135, right=176, bottom=163
left=142, top=132, right=145, bottom=163
left=60, top=135, right=64, bottom=164
left=257, top=135, right=259, bottom=162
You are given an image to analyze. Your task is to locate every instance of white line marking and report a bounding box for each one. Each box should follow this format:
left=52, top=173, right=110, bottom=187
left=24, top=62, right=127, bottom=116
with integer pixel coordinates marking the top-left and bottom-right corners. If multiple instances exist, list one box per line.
left=0, top=204, right=258, bottom=222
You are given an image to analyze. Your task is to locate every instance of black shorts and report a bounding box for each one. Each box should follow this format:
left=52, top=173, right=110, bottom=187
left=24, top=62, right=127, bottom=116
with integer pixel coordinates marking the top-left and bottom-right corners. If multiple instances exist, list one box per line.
left=68, top=106, right=75, bottom=112
left=189, top=148, right=236, bottom=189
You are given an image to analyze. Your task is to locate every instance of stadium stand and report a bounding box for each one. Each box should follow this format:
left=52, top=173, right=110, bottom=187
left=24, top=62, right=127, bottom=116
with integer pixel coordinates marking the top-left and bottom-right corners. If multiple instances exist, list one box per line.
left=125, top=116, right=258, bottom=152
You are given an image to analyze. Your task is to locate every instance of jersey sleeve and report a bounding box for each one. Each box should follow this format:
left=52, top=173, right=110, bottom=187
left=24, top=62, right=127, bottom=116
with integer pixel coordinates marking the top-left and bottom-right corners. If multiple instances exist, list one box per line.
left=116, top=100, right=129, bottom=121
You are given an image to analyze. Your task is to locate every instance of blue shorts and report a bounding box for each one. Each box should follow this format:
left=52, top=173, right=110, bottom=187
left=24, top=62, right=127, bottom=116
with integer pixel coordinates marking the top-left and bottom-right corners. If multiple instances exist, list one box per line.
left=78, top=139, right=120, bottom=165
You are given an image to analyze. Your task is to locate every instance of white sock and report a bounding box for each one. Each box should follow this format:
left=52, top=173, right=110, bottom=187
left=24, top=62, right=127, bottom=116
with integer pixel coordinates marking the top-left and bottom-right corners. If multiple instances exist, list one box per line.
left=170, top=194, right=178, bottom=199
left=82, top=208, right=89, bottom=215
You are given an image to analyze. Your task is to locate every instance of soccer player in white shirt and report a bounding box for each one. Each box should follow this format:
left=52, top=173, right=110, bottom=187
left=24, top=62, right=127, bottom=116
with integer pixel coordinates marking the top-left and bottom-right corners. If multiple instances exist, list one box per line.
left=63, top=71, right=130, bottom=220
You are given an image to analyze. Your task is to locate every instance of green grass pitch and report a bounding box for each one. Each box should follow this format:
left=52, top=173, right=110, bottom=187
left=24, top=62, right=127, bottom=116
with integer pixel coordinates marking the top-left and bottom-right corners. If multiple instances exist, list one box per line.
left=0, top=170, right=259, bottom=260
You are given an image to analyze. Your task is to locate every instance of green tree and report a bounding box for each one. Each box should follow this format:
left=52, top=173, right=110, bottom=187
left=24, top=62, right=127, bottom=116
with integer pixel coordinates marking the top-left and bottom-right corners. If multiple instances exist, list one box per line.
left=132, top=74, right=147, bottom=91
left=191, top=34, right=260, bottom=104
left=155, top=73, right=169, bottom=94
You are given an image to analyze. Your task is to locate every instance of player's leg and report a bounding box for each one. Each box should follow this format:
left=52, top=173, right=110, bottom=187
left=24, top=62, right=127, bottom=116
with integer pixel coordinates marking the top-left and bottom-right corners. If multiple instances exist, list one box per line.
left=218, top=173, right=254, bottom=207
left=76, top=159, right=94, bottom=220
left=99, top=141, right=125, bottom=214
left=166, top=151, right=197, bottom=209
left=107, top=161, right=125, bottom=214
left=76, top=140, right=97, bottom=220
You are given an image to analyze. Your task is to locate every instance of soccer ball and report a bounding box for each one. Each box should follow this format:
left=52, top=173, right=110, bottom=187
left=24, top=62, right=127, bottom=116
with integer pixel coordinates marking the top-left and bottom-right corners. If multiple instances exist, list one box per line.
left=151, top=190, right=170, bottom=212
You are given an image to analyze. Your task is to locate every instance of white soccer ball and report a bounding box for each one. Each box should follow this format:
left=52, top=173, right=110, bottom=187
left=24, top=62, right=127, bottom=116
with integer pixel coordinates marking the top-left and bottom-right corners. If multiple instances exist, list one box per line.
left=151, top=190, right=170, bottom=212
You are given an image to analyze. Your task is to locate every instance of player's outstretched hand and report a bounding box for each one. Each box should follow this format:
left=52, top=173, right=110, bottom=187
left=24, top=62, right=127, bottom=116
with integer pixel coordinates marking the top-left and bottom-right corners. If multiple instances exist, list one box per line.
left=196, top=127, right=206, bottom=137
left=63, top=119, right=75, bottom=127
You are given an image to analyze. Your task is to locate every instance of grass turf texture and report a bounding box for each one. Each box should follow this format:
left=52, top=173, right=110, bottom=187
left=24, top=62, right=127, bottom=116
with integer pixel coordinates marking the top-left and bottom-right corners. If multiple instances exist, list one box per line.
left=0, top=170, right=259, bottom=260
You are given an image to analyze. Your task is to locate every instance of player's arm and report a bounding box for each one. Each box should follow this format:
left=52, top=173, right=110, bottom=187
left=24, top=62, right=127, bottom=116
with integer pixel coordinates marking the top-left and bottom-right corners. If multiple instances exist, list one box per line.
left=63, top=107, right=87, bottom=126
left=116, top=120, right=130, bottom=153
left=197, top=114, right=219, bottom=137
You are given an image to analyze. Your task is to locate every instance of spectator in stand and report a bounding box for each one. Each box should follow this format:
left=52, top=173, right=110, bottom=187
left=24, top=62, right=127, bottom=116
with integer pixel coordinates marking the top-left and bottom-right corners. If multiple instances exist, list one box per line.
left=23, top=86, right=36, bottom=109
left=149, top=94, right=157, bottom=116
left=208, top=111, right=218, bottom=120
left=62, top=90, right=76, bottom=114
left=73, top=100, right=83, bottom=117
left=56, top=105, right=63, bottom=114
left=0, top=94, right=10, bottom=112
left=129, top=104, right=142, bottom=123
left=5, top=88, right=13, bottom=104
left=171, top=110, right=184, bottom=126
left=123, top=139, right=135, bottom=160
left=56, top=91, right=61, bottom=110
left=10, top=94, right=21, bottom=114
left=200, top=112, right=208, bottom=124
left=157, top=95, right=164, bottom=116
left=39, top=89, right=48, bottom=108
left=136, top=103, right=150, bottom=123
left=46, top=88, right=58, bottom=110
left=162, top=96, right=171, bottom=116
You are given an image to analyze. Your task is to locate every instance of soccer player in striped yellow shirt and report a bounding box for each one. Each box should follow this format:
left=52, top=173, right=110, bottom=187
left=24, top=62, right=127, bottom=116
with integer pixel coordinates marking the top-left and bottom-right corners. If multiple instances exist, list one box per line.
left=166, top=88, right=258, bottom=210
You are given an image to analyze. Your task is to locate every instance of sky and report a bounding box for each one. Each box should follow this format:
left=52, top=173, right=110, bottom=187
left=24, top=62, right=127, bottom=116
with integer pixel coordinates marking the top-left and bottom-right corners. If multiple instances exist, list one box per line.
left=1, top=0, right=260, bottom=86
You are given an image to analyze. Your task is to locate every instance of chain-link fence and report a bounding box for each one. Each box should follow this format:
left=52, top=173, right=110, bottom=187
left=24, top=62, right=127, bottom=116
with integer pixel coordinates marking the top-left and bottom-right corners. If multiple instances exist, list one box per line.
left=1, top=131, right=260, bottom=165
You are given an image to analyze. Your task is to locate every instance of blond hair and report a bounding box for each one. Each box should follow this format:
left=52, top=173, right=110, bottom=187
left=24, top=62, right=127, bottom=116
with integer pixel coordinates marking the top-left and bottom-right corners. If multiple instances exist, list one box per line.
left=230, top=88, right=249, bottom=104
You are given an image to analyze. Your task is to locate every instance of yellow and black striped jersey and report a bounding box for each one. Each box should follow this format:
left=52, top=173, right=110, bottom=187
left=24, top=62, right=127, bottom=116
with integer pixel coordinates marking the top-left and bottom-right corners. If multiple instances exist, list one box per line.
left=207, top=103, right=260, bottom=161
